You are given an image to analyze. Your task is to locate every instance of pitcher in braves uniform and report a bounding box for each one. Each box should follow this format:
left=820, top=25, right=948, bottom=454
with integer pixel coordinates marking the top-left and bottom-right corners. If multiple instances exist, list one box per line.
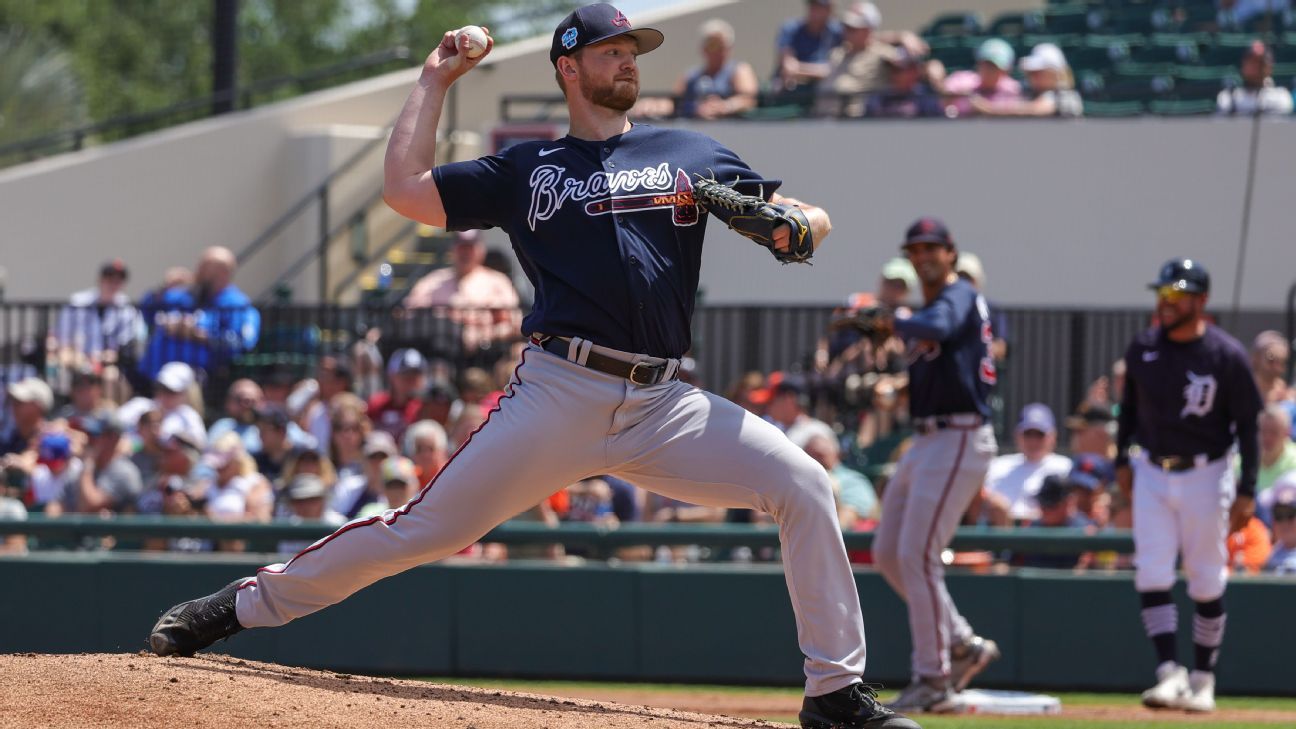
left=147, top=5, right=916, bottom=728
left=871, top=218, right=1000, bottom=713
left=1115, top=258, right=1261, bottom=713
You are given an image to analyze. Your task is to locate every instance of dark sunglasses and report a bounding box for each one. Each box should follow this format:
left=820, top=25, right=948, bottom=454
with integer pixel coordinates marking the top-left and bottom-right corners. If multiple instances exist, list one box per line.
left=1273, top=505, right=1296, bottom=522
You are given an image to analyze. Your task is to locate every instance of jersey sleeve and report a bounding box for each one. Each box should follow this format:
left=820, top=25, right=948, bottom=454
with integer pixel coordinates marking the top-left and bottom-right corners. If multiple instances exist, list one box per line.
left=1227, top=343, right=1264, bottom=497
left=894, top=283, right=974, bottom=342
left=708, top=139, right=782, bottom=201
left=431, top=151, right=515, bottom=231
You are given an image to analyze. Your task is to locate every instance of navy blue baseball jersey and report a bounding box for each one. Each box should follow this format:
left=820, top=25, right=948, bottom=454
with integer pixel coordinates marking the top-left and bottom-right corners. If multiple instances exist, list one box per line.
left=894, top=278, right=996, bottom=419
left=432, top=124, right=778, bottom=359
left=1117, top=324, right=1262, bottom=495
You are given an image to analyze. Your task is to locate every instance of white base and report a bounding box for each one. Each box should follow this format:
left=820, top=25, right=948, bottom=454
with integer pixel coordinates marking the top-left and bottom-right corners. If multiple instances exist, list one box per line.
left=957, top=689, right=1062, bottom=715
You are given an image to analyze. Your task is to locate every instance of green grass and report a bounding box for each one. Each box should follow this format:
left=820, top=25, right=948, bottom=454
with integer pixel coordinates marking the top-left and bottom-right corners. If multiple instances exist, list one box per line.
left=415, top=677, right=1296, bottom=729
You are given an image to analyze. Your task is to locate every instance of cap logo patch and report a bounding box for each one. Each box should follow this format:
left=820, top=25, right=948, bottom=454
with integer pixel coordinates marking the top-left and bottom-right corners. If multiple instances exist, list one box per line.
left=612, top=11, right=630, bottom=27
left=562, top=27, right=579, bottom=49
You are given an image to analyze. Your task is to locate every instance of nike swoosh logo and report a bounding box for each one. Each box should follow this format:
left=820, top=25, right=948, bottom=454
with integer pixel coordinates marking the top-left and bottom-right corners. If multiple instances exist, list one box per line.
left=1143, top=351, right=1159, bottom=362
left=538, top=147, right=564, bottom=157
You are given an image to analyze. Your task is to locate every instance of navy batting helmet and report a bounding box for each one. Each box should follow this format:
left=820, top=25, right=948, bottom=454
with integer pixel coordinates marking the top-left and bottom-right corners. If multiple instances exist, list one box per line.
left=1149, top=258, right=1210, bottom=294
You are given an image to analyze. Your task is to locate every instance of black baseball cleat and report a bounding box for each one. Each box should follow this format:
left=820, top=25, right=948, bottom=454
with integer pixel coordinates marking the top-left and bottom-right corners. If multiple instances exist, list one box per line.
left=800, top=683, right=923, bottom=729
left=149, top=579, right=247, bottom=657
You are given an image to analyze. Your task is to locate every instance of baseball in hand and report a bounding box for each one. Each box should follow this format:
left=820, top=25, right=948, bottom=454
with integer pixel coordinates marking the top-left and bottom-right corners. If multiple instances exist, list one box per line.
left=457, top=26, right=489, bottom=59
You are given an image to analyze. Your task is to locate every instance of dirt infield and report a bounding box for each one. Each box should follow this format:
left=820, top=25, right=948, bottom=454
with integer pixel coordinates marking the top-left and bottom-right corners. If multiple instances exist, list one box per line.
left=5, top=653, right=1295, bottom=727
left=0, top=653, right=783, bottom=729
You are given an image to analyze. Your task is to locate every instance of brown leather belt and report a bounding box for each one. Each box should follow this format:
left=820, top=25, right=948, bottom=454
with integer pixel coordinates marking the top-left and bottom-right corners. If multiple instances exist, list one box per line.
left=1146, top=451, right=1226, bottom=472
left=534, top=336, right=677, bottom=386
left=913, top=413, right=985, bottom=436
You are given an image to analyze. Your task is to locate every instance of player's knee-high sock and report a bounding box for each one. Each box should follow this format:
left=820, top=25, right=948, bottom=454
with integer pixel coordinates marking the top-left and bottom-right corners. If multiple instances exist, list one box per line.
left=1139, top=590, right=1178, bottom=666
left=1192, top=597, right=1226, bottom=673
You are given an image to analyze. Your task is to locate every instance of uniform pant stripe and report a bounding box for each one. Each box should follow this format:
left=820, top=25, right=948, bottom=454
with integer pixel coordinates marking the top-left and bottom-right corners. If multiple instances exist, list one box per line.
left=921, top=430, right=968, bottom=675
left=243, top=349, right=532, bottom=585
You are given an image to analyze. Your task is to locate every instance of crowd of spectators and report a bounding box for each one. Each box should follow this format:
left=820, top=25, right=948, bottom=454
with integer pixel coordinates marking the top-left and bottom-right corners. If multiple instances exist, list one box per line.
left=2, top=237, right=1295, bottom=574
left=627, top=0, right=1293, bottom=122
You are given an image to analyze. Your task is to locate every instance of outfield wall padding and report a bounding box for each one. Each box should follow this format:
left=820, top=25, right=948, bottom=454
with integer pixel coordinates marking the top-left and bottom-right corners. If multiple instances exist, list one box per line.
left=0, top=554, right=1288, bottom=694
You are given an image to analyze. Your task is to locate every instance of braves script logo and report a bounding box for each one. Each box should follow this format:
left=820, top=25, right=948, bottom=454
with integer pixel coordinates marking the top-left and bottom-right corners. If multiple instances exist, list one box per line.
left=1180, top=371, right=1218, bottom=418
left=528, top=163, right=698, bottom=230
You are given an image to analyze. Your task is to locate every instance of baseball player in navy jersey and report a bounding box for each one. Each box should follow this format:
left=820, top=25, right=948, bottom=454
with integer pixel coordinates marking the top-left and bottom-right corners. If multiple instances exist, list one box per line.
left=871, top=218, right=1000, bottom=714
left=147, top=5, right=916, bottom=728
left=1115, top=258, right=1262, bottom=713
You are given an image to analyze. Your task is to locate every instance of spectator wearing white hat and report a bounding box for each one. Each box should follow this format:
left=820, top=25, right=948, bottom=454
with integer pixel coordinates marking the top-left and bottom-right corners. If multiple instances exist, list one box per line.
left=981, top=404, right=1074, bottom=524
left=941, top=38, right=1023, bottom=117
left=973, top=43, right=1082, bottom=118
left=152, top=362, right=206, bottom=450
left=2, top=377, right=53, bottom=456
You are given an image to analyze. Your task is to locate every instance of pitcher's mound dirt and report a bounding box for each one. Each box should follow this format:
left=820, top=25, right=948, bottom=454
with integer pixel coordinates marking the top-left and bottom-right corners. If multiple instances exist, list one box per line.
left=0, top=653, right=786, bottom=729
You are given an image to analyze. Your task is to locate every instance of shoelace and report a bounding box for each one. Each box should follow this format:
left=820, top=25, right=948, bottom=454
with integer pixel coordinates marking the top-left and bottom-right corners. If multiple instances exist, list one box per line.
left=852, top=684, right=893, bottom=714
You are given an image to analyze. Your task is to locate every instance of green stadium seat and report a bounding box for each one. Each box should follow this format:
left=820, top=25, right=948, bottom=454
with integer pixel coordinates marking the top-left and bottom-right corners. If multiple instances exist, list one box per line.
left=929, top=38, right=975, bottom=70
left=1132, top=35, right=1202, bottom=65
left=1175, top=64, right=1242, bottom=84
left=988, top=11, right=1046, bottom=37
left=1103, top=74, right=1175, bottom=101
left=1273, top=61, right=1296, bottom=79
left=1100, top=6, right=1162, bottom=34
left=1064, top=35, right=1136, bottom=71
left=1045, top=4, right=1099, bottom=34
left=1274, top=44, right=1296, bottom=63
left=1244, top=9, right=1292, bottom=34
left=1077, top=70, right=1107, bottom=96
left=1112, top=61, right=1179, bottom=77
left=1173, top=77, right=1231, bottom=101
left=1083, top=99, right=1146, bottom=116
left=923, top=12, right=983, bottom=38
left=1147, top=98, right=1217, bottom=115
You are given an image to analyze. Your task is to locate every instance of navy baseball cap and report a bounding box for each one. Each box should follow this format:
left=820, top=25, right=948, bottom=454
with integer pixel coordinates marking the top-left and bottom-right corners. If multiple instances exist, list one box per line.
left=1149, top=257, right=1210, bottom=294
left=1016, top=403, right=1056, bottom=434
left=902, top=217, right=953, bottom=247
left=550, top=3, right=664, bottom=67
left=1037, top=474, right=1069, bottom=507
left=1067, top=453, right=1114, bottom=491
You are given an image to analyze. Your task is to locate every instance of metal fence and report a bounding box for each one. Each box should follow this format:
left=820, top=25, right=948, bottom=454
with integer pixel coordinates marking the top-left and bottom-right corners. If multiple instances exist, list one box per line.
left=0, top=301, right=1287, bottom=436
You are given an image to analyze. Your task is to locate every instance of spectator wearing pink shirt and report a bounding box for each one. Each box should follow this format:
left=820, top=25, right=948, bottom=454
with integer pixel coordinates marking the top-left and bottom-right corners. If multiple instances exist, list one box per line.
left=403, top=231, right=522, bottom=352
left=940, top=38, right=1022, bottom=117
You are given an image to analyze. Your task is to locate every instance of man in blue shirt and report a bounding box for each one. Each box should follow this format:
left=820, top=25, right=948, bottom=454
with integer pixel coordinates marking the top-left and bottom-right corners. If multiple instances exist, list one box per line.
left=147, top=6, right=915, bottom=729
left=139, top=246, right=260, bottom=385
left=775, top=0, right=844, bottom=92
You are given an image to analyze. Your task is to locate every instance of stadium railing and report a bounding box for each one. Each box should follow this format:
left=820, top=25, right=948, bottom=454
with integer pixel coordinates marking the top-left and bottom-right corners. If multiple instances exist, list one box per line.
left=1, top=301, right=1287, bottom=436
left=0, top=515, right=1133, bottom=559
left=0, top=47, right=413, bottom=169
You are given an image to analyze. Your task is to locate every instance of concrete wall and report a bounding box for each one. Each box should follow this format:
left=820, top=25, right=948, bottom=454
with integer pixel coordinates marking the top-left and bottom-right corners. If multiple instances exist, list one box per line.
left=685, top=117, right=1296, bottom=309
left=19, top=0, right=1290, bottom=313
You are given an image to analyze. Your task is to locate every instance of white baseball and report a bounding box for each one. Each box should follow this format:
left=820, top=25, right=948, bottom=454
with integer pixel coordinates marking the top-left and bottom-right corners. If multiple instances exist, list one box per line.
left=457, top=25, right=488, bottom=59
